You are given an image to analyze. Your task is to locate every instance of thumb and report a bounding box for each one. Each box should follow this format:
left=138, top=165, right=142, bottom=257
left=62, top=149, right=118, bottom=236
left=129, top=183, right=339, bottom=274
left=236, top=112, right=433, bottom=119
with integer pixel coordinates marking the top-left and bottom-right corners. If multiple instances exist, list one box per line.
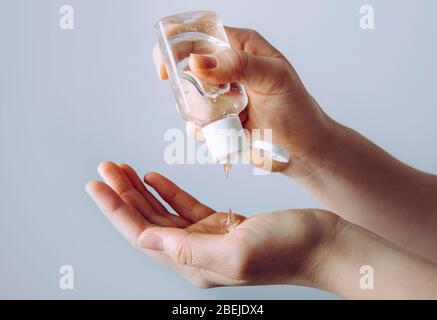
left=188, top=48, right=291, bottom=94
left=138, top=228, right=233, bottom=273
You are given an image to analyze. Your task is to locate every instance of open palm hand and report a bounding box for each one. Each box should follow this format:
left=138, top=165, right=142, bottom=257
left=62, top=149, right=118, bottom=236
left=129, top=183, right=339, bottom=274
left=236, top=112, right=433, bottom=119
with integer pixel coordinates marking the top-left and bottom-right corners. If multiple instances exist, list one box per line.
left=86, top=162, right=339, bottom=288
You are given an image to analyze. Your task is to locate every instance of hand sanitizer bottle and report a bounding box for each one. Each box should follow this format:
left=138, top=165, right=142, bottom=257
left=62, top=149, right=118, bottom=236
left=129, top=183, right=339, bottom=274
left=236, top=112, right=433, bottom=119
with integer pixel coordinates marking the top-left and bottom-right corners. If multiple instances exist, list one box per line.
left=155, top=11, right=250, bottom=164
left=156, top=11, right=290, bottom=165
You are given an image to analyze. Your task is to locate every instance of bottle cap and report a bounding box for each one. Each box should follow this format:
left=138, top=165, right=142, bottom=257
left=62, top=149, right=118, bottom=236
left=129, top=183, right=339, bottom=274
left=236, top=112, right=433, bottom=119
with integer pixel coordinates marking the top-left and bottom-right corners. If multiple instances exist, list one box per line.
left=251, top=140, right=290, bottom=163
left=202, top=116, right=249, bottom=164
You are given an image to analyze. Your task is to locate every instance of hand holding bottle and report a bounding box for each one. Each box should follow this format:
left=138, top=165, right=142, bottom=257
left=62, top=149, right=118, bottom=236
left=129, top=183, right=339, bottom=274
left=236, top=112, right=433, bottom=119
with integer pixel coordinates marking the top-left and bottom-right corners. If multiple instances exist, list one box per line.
left=154, top=26, right=333, bottom=173
left=156, top=22, right=437, bottom=264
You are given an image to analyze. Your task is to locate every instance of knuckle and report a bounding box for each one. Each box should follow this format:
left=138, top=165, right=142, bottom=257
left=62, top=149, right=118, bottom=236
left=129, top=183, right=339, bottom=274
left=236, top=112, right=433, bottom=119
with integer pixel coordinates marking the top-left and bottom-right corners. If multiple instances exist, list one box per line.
left=231, top=50, right=248, bottom=81
left=216, top=49, right=247, bottom=82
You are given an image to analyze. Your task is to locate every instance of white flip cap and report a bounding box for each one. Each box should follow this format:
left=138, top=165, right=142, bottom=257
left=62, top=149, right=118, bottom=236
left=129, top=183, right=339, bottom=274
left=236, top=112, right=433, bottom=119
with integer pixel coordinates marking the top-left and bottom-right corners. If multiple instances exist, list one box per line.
left=252, top=140, right=290, bottom=163
left=202, top=116, right=249, bottom=164
left=202, top=116, right=290, bottom=165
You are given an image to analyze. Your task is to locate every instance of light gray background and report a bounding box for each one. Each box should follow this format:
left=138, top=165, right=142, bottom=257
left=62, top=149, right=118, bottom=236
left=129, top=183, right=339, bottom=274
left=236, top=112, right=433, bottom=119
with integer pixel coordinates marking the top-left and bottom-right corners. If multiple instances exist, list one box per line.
left=1, top=0, right=436, bottom=299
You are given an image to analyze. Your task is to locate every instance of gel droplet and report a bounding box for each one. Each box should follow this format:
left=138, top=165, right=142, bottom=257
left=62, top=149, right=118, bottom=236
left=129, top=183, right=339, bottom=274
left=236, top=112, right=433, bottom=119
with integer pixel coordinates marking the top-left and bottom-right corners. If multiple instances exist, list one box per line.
left=224, top=163, right=232, bottom=178
left=223, top=208, right=239, bottom=233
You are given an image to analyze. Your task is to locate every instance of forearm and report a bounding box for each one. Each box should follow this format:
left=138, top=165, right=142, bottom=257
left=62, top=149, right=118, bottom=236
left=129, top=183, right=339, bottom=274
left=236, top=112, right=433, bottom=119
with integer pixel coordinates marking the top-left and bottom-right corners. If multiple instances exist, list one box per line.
left=314, top=220, right=437, bottom=299
left=285, top=119, right=437, bottom=262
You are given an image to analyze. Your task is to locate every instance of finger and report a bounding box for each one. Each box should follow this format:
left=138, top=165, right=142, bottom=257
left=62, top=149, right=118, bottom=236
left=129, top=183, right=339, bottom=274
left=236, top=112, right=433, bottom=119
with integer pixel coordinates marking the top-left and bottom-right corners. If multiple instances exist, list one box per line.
left=188, top=48, right=291, bottom=94
left=239, top=108, right=248, bottom=124
left=97, top=161, right=173, bottom=227
left=154, top=38, right=215, bottom=81
left=153, top=43, right=168, bottom=80
left=186, top=122, right=205, bottom=142
left=224, top=26, right=284, bottom=58
left=156, top=11, right=221, bottom=64
left=85, top=181, right=149, bottom=247
left=118, top=163, right=170, bottom=216
left=154, top=26, right=282, bottom=82
left=118, top=164, right=190, bottom=228
left=138, top=227, right=237, bottom=276
left=144, top=172, right=215, bottom=223
left=154, top=38, right=197, bottom=81
left=155, top=26, right=283, bottom=82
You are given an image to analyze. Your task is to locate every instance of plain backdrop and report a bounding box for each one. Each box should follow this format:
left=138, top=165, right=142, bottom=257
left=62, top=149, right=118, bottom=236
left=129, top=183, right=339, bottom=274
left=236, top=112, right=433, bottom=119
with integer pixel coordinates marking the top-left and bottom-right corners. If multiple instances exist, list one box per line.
left=1, top=0, right=436, bottom=299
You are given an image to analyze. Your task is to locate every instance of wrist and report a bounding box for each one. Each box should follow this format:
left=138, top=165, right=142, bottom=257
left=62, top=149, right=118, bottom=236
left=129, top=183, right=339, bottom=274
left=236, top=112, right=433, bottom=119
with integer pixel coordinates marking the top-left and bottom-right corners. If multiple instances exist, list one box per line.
left=317, top=221, right=437, bottom=299
left=291, top=212, right=382, bottom=296
left=285, top=211, right=350, bottom=291
left=313, top=221, right=377, bottom=296
left=299, top=216, right=359, bottom=295
left=281, top=113, right=345, bottom=181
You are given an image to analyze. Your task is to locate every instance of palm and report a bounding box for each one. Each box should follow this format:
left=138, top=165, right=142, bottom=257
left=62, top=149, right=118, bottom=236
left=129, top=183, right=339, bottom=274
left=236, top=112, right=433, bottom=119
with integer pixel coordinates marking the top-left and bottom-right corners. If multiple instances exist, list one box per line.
left=182, top=211, right=244, bottom=234
left=87, top=161, right=327, bottom=287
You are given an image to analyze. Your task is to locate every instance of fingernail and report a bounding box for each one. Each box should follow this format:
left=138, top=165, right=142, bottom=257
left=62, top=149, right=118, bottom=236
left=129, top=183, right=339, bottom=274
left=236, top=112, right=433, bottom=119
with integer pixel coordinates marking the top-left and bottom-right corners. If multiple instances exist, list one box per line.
left=191, top=54, right=217, bottom=69
left=139, top=233, right=163, bottom=251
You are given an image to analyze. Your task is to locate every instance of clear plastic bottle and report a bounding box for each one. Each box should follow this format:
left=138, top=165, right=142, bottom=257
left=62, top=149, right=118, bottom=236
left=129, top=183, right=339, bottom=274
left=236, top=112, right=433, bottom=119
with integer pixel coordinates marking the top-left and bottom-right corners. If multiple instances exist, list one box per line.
left=155, top=11, right=249, bottom=164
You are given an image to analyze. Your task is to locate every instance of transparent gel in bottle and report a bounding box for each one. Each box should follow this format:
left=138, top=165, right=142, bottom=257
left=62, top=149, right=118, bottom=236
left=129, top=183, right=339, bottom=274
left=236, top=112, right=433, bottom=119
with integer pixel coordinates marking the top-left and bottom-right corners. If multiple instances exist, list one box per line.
left=155, top=11, right=249, bottom=164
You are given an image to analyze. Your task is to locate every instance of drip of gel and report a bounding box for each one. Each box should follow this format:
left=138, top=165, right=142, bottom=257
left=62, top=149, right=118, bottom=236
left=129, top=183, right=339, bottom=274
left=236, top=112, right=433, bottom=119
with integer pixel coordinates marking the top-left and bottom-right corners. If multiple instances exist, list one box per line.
left=224, top=163, right=232, bottom=178
left=222, top=164, right=239, bottom=233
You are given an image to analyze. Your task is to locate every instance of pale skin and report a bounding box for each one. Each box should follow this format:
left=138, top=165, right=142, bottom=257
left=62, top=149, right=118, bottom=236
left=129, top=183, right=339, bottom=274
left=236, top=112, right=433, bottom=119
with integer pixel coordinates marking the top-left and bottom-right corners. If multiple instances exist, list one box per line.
left=86, top=162, right=437, bottom=299
left=154, top=26, right=437, bottom=262
left=86, top=26, right=437, bottom=299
